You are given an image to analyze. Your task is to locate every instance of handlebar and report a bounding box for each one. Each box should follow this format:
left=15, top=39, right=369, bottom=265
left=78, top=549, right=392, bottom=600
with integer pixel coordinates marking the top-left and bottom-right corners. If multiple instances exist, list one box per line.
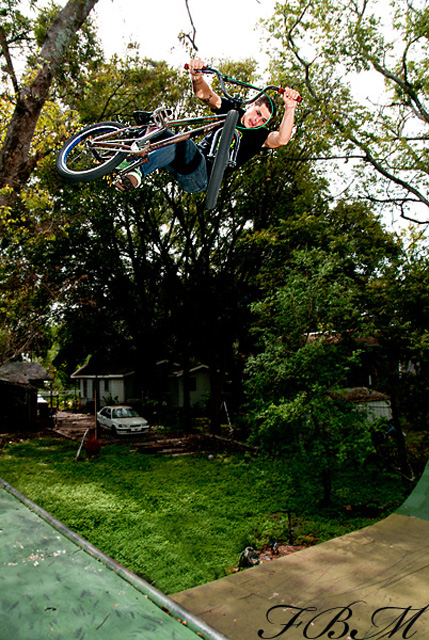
left=184, top=64, right=302, bottom=104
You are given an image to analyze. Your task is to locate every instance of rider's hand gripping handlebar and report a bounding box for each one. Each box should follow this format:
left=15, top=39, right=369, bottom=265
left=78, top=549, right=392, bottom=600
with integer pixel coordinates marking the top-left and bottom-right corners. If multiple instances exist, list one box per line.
left=185, top=64, right=302, bottom=103
left=185, top=63, right=207, bottom=71
left=278, top=86, right=302, bottom=103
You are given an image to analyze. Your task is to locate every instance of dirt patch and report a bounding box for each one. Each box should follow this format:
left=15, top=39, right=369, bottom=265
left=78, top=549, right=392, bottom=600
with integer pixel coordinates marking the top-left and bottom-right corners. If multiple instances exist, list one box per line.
left=258, top=543, right=307, bottom=562
left=1, top=411, right=254, bottom=456
left=48, top=411, right=256, bottom=456
left=49, top=412, right=204, bottom=452
left=52, top=411, right=96, bottom=440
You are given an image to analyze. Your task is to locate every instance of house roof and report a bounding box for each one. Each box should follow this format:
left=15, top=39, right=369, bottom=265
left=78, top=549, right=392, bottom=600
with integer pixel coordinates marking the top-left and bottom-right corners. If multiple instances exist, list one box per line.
left=0, top=362, right=50, bottom=385
left=171, top=364, right=209, bottom=378
left=306, top=331, right=380, bottom=346
left=71, top=356, right=134, bottom=379
left=329, top=387, right=390, bottom=403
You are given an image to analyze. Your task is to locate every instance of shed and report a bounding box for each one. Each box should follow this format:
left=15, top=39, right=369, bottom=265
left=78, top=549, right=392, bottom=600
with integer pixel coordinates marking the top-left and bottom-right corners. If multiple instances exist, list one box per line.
left=330, top=387, right=392, bottom=422
left=0, top=362, right=51, bottom=430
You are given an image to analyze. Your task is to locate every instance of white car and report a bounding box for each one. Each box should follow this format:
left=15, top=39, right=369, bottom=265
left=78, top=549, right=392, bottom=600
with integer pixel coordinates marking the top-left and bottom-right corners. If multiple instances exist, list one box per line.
left=97, top=405, right=150, bottom=435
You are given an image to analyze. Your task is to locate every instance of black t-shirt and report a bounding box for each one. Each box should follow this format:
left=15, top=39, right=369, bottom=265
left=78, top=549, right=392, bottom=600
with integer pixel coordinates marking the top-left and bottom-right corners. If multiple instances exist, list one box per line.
left=198, top=98, right=270, bottom=170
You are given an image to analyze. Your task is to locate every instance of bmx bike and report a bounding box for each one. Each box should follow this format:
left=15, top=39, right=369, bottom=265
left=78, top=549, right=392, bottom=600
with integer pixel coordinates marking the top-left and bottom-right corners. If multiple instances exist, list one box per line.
left=56, top=66, right=300, bottom=209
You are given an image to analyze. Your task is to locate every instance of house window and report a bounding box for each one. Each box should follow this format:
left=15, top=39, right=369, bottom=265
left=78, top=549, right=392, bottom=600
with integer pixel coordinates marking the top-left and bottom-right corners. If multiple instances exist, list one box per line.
left=83, top=380, right=87, bottom=398
left=189, top=376, right=197, bottom=392
left=104, top=379, right=109, bottom=393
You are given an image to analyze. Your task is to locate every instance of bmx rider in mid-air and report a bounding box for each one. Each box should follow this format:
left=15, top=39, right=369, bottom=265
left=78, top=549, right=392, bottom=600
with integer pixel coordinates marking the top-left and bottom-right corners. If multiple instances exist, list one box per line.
left=114, top=58, right=301, bottom=193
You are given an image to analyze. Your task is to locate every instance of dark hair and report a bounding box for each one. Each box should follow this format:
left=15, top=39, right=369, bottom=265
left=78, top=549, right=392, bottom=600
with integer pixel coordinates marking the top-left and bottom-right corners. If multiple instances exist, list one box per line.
left=254, top=94, right=277, bottom=118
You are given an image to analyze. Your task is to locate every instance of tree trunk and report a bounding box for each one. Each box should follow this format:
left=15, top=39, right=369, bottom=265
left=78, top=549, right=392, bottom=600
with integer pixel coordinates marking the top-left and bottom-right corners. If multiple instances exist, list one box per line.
left=388, top=379, right=414, bottom=480
left=181, top=355, right=193, bottom=433
left=208, top=365, right=223, bottom=435
left=320, top=467, right=332, bottom=506
left=0, top=0, right=100, bottom=209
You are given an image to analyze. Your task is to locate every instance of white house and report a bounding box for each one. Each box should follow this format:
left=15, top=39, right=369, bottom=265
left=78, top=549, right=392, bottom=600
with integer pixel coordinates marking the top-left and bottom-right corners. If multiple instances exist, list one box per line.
left=165, top=363, right=211, bottom=408
left=71, top=357, right=135, bottom=410
left=71, top=357, right=213, bottom=412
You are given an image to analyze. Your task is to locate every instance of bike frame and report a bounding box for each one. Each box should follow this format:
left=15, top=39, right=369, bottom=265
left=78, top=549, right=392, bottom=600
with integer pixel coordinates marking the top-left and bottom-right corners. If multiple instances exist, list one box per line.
left=86, top=112, right=228, bottom=176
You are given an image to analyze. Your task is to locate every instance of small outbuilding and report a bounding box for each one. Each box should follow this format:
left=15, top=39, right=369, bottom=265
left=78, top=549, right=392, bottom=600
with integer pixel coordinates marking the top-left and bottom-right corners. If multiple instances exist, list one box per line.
left=0, top=361, right=52, bottom=431
left=329, top=387, right=392, bottom=422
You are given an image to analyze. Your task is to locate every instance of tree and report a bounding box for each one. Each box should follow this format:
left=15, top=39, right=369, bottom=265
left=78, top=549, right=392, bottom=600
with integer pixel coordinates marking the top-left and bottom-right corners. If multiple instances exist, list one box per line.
left=242, top=198, right=428, bottom=498
left=0, top=0, right=101, bottom=212
left=362, top=228, right=429, bottom=477
left=0, top=243, right=53, bottom=365
left=0, top=4, right=191, bottom=365
left=264, top=0, right=429, bottom=223
left=0, top=0, right=205, bottom=214
left=245, top=246, right=375, bottom=504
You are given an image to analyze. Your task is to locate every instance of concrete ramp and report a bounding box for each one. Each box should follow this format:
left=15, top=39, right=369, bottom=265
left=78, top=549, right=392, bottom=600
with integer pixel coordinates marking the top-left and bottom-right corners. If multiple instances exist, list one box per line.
left=173, top=462, right=429, bottom=640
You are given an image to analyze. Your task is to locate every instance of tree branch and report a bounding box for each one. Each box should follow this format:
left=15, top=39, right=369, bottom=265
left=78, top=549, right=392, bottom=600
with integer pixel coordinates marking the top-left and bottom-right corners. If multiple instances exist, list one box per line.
left=0, top=25, right=19, bottom=94
left=0, top=0, right=101, bottom=209
left=183, top=0, right=198, bottom=52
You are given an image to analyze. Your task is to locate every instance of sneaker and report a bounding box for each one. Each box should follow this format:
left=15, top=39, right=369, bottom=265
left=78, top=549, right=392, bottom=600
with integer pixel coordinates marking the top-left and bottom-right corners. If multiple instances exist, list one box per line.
left=114, top=170, right=142, bottom=191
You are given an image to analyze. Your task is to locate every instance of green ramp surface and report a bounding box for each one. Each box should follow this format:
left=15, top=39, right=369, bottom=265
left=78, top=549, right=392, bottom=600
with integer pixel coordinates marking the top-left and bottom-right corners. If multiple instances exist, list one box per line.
left=173, top=460, right=429, bottom=640
left=0, top=477, right=231, bottom=640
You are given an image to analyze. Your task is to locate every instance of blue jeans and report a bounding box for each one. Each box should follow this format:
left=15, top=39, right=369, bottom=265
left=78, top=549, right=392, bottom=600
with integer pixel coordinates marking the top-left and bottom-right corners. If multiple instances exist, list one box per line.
left=137, top=138, right=208, bottom=194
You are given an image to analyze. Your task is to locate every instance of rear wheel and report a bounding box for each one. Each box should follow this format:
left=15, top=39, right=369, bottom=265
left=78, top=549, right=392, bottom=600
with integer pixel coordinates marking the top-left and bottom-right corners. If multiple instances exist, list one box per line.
left=205, top=110, right=239, bottom=210
left=56, top=121, right=129, bottom=183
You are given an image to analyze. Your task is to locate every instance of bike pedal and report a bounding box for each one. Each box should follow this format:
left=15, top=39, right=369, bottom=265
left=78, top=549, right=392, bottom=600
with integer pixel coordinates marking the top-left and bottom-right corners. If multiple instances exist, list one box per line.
left=114, top=171, right=141, bottom=191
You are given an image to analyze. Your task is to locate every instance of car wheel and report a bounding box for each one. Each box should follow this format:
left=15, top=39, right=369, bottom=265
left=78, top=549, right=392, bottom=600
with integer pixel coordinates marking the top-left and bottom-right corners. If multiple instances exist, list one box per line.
left=111, top=425, right=118, bottom=436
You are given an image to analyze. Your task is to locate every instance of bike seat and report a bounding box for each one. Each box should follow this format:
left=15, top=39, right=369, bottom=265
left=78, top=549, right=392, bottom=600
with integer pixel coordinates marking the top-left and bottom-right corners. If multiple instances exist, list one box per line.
left=133, top=111, right=153, bottom=125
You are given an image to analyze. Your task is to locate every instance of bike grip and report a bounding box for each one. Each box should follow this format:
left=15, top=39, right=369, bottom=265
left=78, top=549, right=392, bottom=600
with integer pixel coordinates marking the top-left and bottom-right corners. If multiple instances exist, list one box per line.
left=279, top=86, right=302, bottom=102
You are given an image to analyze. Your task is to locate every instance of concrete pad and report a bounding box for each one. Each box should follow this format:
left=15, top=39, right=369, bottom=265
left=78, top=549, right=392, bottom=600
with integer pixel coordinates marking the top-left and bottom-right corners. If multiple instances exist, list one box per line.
left=173, top=462, right=429, bottom=640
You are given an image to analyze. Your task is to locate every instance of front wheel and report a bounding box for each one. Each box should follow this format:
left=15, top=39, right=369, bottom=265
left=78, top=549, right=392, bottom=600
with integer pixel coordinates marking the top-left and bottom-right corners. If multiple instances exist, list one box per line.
left=56, top=121, right=129, bottom=183
left=205, top=110, right=239, bottom=210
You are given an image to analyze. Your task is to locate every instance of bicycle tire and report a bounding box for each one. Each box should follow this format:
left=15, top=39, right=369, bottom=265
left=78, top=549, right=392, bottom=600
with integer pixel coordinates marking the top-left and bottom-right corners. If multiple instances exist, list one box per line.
left=56, top=121, right=129, bottom=183
left=205, top=109, right=239, bottom=210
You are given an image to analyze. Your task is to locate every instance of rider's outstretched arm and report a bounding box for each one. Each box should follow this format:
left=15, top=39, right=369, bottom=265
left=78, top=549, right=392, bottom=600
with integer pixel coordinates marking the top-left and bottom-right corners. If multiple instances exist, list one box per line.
left=188, top=58, right=222, bottom=109
left=264, top=88, right=300, bottom=149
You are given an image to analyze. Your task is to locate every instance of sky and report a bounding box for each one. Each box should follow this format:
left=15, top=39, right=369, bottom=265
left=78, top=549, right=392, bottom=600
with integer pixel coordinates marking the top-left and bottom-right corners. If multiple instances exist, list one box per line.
left=92, top=0, right=278, bottom=68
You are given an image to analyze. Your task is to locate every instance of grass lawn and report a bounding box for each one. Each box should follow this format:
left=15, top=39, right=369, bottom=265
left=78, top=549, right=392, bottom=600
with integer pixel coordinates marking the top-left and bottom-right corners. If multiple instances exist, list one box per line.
left=0, top=436, right=410, bottom=594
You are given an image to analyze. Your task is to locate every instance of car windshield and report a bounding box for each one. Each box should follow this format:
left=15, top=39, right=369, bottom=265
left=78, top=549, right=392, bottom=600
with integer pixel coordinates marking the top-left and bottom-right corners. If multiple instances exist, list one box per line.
left=112, top=407, right=139, bottom=419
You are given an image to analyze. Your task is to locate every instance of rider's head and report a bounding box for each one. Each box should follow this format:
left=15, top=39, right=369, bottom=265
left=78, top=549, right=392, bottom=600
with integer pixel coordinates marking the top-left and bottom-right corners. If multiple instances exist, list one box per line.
left=241, top=95, right=277, bottom=129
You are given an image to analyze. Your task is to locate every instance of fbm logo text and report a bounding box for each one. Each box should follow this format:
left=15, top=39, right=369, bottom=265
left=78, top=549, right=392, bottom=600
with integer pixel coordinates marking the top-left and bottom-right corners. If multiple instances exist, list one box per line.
left=258, top=601, right=429, bottom=639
